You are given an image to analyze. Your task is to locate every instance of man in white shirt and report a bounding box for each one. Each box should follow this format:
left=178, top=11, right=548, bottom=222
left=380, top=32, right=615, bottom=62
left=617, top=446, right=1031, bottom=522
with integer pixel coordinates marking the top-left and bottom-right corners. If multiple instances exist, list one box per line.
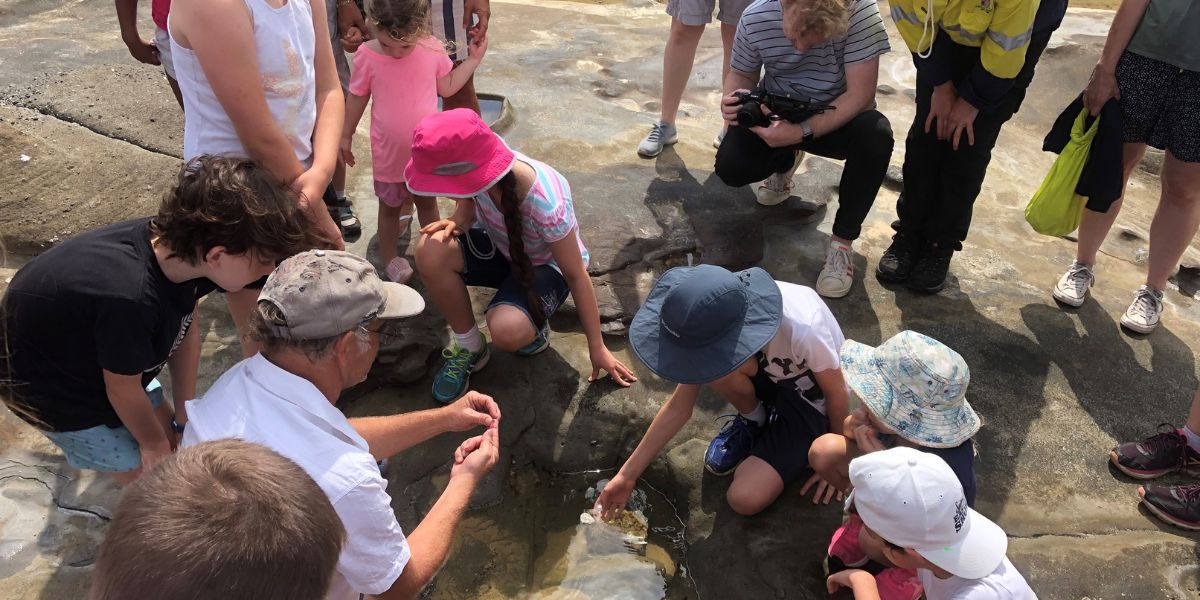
left=183, top=250, right=502, bottom=600
left=828, top=447, right=1038, bottom=600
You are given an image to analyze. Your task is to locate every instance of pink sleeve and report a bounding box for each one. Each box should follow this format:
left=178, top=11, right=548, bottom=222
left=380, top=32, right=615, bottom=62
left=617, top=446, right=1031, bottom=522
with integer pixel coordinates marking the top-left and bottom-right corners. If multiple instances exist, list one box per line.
left=436, top=51, right=453, bottom=79
left=348, top=50, right=372, bottom=97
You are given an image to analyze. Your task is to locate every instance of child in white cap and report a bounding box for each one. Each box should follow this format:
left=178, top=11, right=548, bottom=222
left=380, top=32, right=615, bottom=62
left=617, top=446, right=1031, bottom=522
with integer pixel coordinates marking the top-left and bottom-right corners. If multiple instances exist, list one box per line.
left=812, top=331, right=981, bottom=599
left=827, top=447, right=1036, bottom=600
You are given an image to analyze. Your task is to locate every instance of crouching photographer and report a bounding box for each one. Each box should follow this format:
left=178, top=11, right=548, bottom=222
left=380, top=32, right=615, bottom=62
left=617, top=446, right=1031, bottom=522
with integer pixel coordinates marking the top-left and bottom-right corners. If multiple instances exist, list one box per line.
left=715, top=0, right=894, bottom=298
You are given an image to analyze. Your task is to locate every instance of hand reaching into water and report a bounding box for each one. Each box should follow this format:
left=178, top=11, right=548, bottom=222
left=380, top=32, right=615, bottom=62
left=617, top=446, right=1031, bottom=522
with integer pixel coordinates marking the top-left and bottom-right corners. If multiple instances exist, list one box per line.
left=593, top=474, right=635, bottom=521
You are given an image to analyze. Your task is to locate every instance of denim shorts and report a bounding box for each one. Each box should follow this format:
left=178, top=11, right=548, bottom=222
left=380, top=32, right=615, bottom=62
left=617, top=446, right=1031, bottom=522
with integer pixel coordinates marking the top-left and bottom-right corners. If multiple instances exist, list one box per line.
left=458, top=228, right=571, bottom=327
left=42, top=382, right=165, bottom=473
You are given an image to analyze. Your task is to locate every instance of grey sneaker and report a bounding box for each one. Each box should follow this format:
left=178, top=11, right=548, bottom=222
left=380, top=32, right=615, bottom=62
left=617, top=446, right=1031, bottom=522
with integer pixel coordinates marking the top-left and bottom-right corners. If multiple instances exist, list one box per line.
left=637, top=122, right=678, bottom=158
left=1121, top=285, right=1164, bottom=334
left=755, top=151, right=805, bottom=206
left=816, top=240, right=854, bottom=299
left=1052, top=261, right=1095, bottom=307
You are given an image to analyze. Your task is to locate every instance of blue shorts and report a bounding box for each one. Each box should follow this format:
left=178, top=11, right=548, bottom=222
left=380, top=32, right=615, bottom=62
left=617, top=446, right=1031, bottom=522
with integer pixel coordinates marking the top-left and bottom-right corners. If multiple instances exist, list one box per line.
left=42, top=382, right=166, bottom=473
left=747, top=366, right=829, bottom=484
left=458, top=228, right=571, bottom=327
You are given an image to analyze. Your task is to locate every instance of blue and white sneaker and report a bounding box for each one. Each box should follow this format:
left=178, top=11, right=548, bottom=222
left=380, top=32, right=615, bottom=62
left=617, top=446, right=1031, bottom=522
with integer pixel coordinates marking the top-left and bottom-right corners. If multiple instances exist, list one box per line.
left=514, top=322, right=551, bottom=357
left=432, top=344, right=490, bottom=404
left=704, top=414, right=763, bottom=476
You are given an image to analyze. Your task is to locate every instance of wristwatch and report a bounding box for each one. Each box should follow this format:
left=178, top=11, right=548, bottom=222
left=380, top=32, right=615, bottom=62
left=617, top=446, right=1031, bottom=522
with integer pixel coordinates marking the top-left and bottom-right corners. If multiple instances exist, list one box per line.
left=171, top=418, right=186, bottom=434
left=801, top=121, right=814, bottom=143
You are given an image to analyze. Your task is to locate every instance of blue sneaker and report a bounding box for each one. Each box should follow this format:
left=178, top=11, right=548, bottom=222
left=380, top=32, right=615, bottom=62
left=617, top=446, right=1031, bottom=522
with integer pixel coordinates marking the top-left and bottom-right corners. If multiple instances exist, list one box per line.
left=514, top=322, right=551, bottom=357
left=432, top=344, right=490, bottom=404
left=704, top=414, right=762, bottom=476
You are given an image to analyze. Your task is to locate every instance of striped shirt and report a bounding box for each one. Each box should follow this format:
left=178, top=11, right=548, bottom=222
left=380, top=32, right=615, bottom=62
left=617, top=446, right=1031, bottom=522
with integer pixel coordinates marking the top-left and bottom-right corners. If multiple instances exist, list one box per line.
left=472, top=152, right=590, bottom=271
left=731, top=0, right=890, bottom=103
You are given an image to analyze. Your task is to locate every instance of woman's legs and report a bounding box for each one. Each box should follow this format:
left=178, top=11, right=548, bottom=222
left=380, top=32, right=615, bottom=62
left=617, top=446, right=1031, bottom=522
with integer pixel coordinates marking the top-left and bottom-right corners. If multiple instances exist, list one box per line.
left=1074, top=143, right=1148, bottom=266
left=659, top=19, right=707, bottom=126
left=1145, top=151, right=1200, bottom=291
left=414, top=232, right=474, bottom=334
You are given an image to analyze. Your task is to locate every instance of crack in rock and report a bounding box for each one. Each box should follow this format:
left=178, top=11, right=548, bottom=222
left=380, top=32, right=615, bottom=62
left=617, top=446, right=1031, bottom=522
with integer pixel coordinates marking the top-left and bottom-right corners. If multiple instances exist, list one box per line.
left=1, top=99, right=181, bottom=160
left=0, top=474, right=112, bottom=522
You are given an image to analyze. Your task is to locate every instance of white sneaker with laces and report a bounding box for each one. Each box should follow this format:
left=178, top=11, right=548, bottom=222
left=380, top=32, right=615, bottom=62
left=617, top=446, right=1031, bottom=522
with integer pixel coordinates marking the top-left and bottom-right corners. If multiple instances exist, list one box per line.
left=1052, top=261, right=1095, bottom=307
left=1120, top=285, right=1164, bottom=334
left=816, top=240, right=854, bottom=298
left=755, top=151, right=805, bottom=206
left=637, top=122, right=678, bottom=158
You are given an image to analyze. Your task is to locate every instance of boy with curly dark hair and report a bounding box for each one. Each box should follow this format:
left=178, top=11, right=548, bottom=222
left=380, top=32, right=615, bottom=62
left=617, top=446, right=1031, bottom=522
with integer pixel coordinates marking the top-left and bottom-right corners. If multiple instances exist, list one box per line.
left=1, top=156, right=316, bottom=484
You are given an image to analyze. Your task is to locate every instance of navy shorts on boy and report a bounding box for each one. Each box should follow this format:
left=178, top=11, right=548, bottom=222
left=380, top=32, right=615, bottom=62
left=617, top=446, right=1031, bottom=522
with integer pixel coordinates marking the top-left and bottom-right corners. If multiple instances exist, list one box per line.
left=458, top=227, right=571, bottom=325
left=878, top=435, right=978, bottom=507
left=745, top=283, right=845, bottom=482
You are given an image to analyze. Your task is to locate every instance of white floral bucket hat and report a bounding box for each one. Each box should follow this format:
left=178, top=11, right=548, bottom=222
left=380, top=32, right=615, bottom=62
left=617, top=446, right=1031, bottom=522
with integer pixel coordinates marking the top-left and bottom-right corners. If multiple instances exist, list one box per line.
left=840, top=331, right=979, bottom=448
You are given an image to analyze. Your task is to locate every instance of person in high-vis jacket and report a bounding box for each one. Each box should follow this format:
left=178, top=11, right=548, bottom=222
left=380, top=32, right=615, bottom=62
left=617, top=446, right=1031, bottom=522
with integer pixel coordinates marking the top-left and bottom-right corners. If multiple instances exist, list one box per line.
left=876, top=0, right=1067, bottom=294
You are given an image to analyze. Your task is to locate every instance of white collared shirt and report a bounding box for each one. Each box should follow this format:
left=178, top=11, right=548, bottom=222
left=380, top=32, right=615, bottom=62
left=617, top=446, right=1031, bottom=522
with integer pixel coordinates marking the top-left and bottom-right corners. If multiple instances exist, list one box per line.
left=182, top=354, right=410, bottom=600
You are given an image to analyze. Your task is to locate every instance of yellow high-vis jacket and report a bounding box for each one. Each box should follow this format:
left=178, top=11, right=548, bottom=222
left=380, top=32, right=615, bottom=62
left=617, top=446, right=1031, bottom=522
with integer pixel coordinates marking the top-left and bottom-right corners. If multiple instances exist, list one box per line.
left=890, top=0, right=1039, bottom=80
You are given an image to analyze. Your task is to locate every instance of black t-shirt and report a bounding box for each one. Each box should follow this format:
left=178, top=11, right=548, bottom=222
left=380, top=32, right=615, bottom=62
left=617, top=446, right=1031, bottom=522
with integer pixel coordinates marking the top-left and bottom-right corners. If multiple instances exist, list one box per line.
left=1, top=218, right=217, bottom=432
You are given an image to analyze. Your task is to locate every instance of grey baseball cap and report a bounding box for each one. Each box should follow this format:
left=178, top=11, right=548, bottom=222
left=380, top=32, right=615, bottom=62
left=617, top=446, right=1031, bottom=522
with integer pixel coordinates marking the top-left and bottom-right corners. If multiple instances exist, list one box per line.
left=257, top=250, right=425, bottom=340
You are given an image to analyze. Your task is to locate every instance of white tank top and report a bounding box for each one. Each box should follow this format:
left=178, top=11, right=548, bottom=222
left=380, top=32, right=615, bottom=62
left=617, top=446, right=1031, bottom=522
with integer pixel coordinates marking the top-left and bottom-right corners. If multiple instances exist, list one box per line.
left=170, top=0, right=316, bottom=164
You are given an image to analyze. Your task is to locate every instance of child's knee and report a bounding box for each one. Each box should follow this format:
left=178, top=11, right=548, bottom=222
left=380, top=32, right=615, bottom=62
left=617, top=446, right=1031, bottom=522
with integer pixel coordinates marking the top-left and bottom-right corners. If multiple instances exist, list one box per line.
left=726, top=483, right=771, bottom=516
left=808, top=433, right=846, bottom=476
left=486, top=308, right=535, bottom=351
left=415, top=233, right=453, bottom=271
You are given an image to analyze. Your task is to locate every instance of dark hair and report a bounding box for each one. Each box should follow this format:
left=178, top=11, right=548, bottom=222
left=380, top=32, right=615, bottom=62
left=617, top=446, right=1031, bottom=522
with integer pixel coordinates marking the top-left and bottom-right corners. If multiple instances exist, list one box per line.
left=150, top=156, right=318, bottom=265
left=90, top=440, right=345, bottom=600
left=497, top=171, right=545, bottom=327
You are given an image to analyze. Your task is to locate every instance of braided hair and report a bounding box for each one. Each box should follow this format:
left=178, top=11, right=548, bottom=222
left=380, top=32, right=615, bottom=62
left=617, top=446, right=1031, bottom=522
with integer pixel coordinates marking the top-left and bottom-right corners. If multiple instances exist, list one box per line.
left=496, top=171, right=545, bottom=327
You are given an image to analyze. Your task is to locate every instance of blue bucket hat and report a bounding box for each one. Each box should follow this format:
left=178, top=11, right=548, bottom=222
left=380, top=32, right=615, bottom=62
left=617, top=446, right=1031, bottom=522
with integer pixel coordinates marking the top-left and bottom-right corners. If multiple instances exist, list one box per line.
left=629, top=265, right=782, bottom=385
left=840, top=331, right=980, bottom=448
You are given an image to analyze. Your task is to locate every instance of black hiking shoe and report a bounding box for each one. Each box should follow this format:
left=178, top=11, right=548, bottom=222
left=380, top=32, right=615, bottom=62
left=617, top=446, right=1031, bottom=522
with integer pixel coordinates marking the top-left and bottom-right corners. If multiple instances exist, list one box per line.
left=906, top=245, right=954, bottom=294
left=1140, top=483, right=1200, bottom=530
left=1110, top=424, right=1200, bottom=479
left=875, top=233, right=920, bottom=283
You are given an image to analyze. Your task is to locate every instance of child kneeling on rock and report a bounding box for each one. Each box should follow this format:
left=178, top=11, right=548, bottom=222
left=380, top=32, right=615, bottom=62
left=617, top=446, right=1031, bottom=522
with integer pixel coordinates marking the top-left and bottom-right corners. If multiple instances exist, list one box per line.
left=595, top=265, right=850, bottom=518
left=827, top=447, right=1036, bottom=600
left=411, top=109, right=636, bottom=403
left=812, top=330, right=981, bottom=599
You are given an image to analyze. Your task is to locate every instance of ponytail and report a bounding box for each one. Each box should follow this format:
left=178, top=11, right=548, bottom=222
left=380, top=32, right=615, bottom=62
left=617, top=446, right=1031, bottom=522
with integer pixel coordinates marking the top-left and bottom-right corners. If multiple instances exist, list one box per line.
left=497, top=172, right=545, bottom=327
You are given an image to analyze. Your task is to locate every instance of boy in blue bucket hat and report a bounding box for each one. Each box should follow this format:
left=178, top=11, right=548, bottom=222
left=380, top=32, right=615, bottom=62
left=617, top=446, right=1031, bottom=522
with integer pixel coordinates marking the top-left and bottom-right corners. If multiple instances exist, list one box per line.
left=594, top=264, right=849, bottom=517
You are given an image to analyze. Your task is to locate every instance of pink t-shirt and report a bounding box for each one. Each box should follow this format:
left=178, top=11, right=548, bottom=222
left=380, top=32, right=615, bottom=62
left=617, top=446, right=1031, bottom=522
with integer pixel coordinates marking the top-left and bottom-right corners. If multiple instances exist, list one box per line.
left=152, top=0, right=170, bottom=30
left=348, top=39, right=453, bottom=183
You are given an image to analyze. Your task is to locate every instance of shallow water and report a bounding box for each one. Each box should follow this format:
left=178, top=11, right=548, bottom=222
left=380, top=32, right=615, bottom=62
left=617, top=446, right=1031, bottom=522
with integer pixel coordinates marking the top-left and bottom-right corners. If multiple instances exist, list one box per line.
left=427, top=469, right=697, bottom=600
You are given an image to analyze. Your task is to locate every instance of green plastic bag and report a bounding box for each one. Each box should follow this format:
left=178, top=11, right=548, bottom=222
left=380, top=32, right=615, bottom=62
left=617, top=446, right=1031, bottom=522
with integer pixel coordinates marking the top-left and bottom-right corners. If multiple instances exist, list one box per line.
left=1026, top=108, right=1099, bottom=236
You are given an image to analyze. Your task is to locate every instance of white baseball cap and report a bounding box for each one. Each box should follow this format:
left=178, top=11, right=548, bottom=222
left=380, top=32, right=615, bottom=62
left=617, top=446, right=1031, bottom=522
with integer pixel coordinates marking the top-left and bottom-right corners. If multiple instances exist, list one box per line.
left=848, top=447, right=1008, bottom=580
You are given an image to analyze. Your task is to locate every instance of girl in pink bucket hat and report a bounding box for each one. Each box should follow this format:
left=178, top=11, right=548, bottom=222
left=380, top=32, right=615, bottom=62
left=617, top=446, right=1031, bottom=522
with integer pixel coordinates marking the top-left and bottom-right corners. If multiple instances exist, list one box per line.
left=408, top=109, right=638, bottom=403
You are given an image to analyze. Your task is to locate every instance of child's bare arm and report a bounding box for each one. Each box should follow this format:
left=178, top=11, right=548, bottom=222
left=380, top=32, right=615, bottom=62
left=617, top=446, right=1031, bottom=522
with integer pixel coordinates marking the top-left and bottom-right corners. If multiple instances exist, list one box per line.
left=114, top=0, right=159, bottom=65
left=340, top=92, right=369, bottom=166
left=435, top=35, right=488, bottom=97
left=826, top=569, right=881, bottom=600
left=814, top=367, right=850, bottom=435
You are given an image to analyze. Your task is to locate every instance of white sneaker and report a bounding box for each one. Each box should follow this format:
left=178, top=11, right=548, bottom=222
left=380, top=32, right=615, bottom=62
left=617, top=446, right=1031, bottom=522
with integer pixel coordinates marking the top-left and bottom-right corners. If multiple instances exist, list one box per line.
left=1120, top=285, right=1164, bottom=334
left=755, top=151, right=805, bottom=206
left=637, top=122, right=678, bottom=158
left=713, top=129, right=726, bottom=149
left=1052, top=261, right=1095, bottom=307
left=386, top=256, right=413, bottom=284
left=816, top=240, right=854, bottom=298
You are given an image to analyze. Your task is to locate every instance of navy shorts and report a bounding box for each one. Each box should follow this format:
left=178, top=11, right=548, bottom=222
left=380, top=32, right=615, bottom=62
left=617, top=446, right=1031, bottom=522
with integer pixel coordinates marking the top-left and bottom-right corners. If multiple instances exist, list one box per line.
left=458, top=228, right=571, bottom=327
left=747, top=367, right=829, bottom=484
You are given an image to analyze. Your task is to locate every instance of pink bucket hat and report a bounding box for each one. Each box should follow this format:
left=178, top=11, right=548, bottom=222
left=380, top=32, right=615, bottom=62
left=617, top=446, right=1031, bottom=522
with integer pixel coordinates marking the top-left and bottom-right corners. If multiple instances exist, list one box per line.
left=404, top=108, right=516, bottom=198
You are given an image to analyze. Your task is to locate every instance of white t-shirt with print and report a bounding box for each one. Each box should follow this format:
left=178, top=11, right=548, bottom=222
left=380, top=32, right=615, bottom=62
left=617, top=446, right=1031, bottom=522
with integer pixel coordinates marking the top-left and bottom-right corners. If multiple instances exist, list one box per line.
left=919, top=557, right=1038, bottom=600
left=755, top=282, right=845, bottom=415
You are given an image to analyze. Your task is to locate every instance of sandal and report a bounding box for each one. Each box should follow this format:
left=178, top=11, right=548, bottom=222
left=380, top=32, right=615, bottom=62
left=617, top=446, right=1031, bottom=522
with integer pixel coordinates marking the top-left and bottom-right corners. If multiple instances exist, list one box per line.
left=385, top=257, right=413, bottom=284
left=325, top=196, right=362, bottom=238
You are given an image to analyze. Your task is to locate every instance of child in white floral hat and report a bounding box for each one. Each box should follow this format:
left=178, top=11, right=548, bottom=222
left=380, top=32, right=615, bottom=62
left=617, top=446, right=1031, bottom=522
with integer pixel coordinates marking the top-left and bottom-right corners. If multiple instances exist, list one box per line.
left=810, top=330, right=981, bottom=600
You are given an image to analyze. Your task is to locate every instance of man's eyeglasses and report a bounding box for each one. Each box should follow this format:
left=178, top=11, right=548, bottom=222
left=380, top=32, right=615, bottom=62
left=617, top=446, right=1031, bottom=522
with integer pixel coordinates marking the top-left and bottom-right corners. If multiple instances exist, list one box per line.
left=358, top=324, right=403, bottom=345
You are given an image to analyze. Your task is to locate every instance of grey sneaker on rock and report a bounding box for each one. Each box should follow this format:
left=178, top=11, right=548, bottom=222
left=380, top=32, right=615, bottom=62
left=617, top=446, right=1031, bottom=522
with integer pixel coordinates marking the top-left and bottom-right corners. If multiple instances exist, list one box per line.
left=637, top=122, right=678, bottom=158
left=1052, top=261, right=1095, bottom=307
left=1121, top=285, right=1164, bottom=334
left=755, top=151, right=805, bottom=206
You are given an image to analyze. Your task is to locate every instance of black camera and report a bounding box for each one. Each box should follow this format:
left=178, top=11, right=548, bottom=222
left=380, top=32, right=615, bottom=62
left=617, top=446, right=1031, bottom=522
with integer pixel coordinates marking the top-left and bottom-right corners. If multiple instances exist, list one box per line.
left=732, top=89, right=834, bottom=128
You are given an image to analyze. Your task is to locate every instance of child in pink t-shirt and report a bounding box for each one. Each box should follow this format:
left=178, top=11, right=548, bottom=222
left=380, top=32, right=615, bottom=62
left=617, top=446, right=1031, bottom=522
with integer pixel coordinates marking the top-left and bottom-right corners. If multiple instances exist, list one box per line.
left=340, top=0, right=486, bottom=283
